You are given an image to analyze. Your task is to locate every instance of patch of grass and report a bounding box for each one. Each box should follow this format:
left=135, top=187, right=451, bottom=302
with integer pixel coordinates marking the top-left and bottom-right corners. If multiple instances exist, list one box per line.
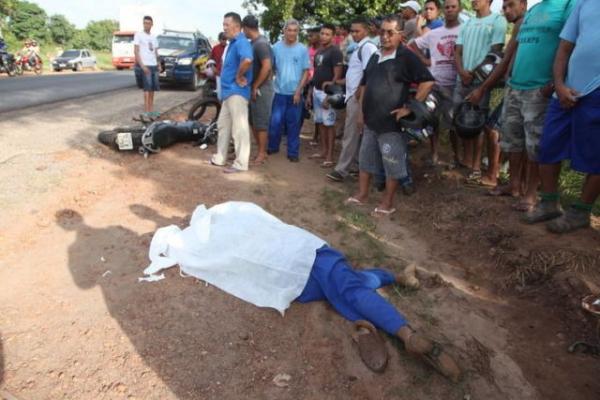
left=94, top=51, right=115, bottom=71
left=559, top=162, right=600, bottom=215
left=343, top=210, right=376, bottom=232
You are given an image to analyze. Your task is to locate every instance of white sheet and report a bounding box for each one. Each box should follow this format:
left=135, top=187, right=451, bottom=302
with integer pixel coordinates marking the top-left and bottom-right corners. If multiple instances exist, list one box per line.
left=143, top=201, right=326, bottom=314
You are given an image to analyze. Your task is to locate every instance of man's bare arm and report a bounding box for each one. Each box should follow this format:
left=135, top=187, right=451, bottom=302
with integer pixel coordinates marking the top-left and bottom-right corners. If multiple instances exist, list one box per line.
left=554, top=40, right=577, bottom=108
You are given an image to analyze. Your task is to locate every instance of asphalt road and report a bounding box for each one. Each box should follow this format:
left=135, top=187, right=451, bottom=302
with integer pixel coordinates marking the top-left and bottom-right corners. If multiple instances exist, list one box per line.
left=0, top=71, right=136, bottom=113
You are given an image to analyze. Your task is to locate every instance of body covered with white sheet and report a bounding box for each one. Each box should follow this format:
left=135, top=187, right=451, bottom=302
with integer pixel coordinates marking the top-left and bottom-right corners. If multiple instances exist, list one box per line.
left=144, top=201, right=326, bottom=313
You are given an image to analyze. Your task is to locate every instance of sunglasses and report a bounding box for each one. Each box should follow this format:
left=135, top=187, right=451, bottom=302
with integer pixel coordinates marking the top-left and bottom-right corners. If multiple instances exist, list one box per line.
left=380, top=29, right=401, bottom=37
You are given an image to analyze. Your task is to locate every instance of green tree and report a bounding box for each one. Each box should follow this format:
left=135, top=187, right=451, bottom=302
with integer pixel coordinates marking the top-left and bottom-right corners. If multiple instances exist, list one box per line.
left=70, top=29, right=90, bottom=49
left=48, top=14, right=75, bottom=45
left=84, top=19, right=117, bottom=51
left=244, top=0, right=474, bottom=41
left=8, top=0, right=48, bottom=41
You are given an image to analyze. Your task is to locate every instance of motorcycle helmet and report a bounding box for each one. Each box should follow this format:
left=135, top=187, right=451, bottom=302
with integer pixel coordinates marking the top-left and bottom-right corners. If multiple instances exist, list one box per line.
left=324, top=83, right=346, bottom=109
left=453, top=102, right=486, bottom=138
left=398, top=92, right=439, bottom=131
left=473, top=51, right=503, bottom=84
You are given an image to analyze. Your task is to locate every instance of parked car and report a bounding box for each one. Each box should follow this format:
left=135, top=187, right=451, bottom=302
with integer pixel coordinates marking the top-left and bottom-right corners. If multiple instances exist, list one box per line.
left=155, top=30, right=211, bottom=91
left=52, top=49, right=97, bottom=72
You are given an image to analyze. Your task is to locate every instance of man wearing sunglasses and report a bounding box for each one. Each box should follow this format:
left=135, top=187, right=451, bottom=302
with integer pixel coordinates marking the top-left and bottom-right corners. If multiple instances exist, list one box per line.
left=349, top=14, right=434, bottom=216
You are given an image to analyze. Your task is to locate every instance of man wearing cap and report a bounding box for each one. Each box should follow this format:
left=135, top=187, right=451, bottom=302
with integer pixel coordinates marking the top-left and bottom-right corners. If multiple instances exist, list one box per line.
left=399, top=1, right=422, bottom=42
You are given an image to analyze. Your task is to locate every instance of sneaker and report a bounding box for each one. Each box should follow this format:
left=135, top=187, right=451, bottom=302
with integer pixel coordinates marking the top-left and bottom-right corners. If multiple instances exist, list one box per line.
left=522, top=201, right=563, bottom=224
left=326, top=170, right=344, bottom=182
left=288, top=156, right=299, bottom=162
left=546, top=206, right=591, bottom=234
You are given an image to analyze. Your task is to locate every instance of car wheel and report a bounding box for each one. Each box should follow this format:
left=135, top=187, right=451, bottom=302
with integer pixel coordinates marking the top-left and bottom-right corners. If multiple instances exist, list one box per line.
left=54, top=68, right=61, bottom=72
left=74, top=63, right=82, bottom=72
left=188, top=71, right=199, bottom=91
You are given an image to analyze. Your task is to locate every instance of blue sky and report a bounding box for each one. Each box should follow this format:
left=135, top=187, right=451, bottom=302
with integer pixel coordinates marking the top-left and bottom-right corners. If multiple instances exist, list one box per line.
left=32, top=0, right=541, bottom=40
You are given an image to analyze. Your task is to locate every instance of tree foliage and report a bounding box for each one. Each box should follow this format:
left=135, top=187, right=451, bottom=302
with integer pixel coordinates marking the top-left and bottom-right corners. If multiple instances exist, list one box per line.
left=244, top=0, right=474, bottom=41
left=84, top=19, right=118, bottom=51
left=48, top=14, right=75, bottom=45
left=8, top=0, right=47, bottom=41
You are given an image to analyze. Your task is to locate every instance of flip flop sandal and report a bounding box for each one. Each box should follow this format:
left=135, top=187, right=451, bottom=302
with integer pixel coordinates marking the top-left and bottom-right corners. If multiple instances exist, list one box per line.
left=308, top=153, right=325, bottom=159
left=321, top=161, right=334, bottom=168
left=372, top=207, right=397, bottom=217
left=406, top=333, right=461, bottom=383
left=464, top=170, right=482, bottom=186
left=352, top=320, right=389, bottom=373
left=345, top=196, right=366, bottom=206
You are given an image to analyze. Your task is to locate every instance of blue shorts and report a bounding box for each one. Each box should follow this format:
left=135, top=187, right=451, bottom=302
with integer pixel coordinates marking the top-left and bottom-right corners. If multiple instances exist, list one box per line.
left=135, top=66, right=160, bottom=92
left=538, top=89, right=600, bottom=174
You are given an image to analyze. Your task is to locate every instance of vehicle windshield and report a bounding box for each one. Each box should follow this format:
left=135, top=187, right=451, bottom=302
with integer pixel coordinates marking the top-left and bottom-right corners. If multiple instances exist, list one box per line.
left=113, top=35, right=134, bottom=44
left=158, top=36, right=194, bottom=51
left=60, top=50, right=80, bottom=58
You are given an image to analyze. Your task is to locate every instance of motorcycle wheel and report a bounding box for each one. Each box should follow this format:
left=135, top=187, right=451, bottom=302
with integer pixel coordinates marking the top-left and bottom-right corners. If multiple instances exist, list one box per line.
left=7, top=63, right=16, bottom=77
left=187, top=98, right=221, bottom=124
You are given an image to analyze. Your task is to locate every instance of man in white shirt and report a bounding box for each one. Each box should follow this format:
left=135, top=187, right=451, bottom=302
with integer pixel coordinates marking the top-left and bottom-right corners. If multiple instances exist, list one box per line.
left=134, top=16, right=160, bottom=115
left=326, top=17, right=378, bottom=182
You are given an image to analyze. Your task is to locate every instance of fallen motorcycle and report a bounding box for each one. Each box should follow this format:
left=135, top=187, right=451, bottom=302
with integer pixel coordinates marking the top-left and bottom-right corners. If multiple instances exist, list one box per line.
left=98, top=98, right=221, bottom=157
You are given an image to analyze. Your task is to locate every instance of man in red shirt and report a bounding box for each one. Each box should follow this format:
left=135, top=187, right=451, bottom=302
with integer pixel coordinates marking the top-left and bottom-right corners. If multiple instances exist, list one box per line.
left=210, top=32, right=228, bottom=76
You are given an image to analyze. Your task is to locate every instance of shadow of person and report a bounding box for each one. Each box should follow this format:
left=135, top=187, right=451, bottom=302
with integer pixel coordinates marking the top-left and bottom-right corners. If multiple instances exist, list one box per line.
left=129, top=204, right=187, bottom=228
left=57, top=207, right=319, bottom=399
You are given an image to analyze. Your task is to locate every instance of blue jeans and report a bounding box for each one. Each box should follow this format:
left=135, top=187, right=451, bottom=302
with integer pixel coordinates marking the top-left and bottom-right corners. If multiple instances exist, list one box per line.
left=268, top=93, right=303, bottom=158
left=297, top=246, right=408, bottom=336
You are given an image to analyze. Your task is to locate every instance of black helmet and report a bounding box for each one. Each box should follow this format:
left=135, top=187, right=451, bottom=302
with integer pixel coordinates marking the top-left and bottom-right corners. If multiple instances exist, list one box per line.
left=398, top=93, right=439, bottom=131
left=453, top=102, right=486, bottom=138
left=473, top=51, right=503, bottom=84
left=324, top=83, right=346, bottom=109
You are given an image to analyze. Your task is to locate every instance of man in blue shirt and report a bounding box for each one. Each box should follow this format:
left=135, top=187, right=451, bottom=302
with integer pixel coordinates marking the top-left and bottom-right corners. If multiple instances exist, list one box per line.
left=267, top=19, right=310, bottom=162
left=525, top=0, right=600, bottom=233
left=210, top=12, right=254, bottom=173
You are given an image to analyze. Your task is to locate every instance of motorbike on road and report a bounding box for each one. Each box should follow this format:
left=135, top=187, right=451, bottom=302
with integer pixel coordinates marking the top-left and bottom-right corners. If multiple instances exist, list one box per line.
left=0, top=40, right=18, bottom=77
left=15, top=53, right=43, bottom=75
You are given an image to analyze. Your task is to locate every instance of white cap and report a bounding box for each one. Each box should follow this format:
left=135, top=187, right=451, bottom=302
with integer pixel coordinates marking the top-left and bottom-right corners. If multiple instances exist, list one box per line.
left=399, top=1, right=422, bottom=13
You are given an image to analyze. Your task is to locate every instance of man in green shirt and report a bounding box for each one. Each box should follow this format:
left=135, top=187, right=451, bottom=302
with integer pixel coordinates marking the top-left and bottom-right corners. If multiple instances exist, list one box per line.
left=454, top=0, right=507, bottom=184
left=470, top=0, right=574, bottom=213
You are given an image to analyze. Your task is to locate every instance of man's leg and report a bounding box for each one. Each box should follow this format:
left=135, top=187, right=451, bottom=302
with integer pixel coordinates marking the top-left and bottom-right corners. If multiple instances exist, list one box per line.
left=305, top=246, right=461, bottom=381
left=352, top=127, right=381, bottom=203
left=481, top=126, right=500, bottom=186
left=377, top=132, right=408, bottom=212
left=463, top=138, right=474, bottom=169
left=143, top=92, right=151, bottom=112
left=268, top=94, right=286, bottom=154
left=285, top=96, right=303, bottom=159
left=324, top=125, right=336, bottom=163
left=229, top=95, right=251, bottom=171
left=545, top=90, right=600, bottom=232
left=524, top=96, right=570, bottom=223
left=148, top=91, right=155, bottom=113
left=211, top=97, right=232, bottom=166
left=331, top=95, right=361, bottom=179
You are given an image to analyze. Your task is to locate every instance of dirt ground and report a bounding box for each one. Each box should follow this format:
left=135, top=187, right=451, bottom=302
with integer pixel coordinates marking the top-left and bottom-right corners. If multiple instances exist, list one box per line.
left=1, top=91, right=599, bottom=400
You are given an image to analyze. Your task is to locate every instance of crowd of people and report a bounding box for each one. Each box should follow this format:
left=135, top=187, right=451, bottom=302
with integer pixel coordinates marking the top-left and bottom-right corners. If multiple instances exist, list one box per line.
left=137, top=0, right=598, bottom=234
